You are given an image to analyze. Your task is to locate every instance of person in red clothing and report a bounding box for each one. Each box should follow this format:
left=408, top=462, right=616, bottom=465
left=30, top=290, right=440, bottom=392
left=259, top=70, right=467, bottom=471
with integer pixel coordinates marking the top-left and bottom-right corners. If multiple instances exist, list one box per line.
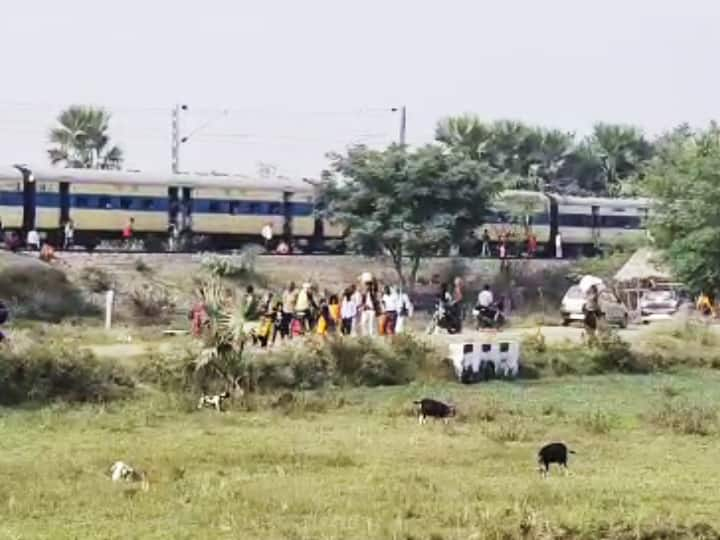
left=189, top=289, right=209, bottom=337
left=122, top=217, right=135, bottom=242
left=528, top=232, right=538, bottom=257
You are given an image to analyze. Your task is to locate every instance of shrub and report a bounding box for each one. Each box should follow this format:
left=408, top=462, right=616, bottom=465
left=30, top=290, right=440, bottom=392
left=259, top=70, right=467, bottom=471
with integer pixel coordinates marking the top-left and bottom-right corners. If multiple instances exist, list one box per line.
left=141, top=334, right=443, bottom=393
left=0, top=343, right=133, bottom=404
left=134, top=258, right=152, bottom=274
left=201, top=251, right=256, bottom=279
left=129, top=284, right=175, bottom=321
left=578, top=409, right=615, bottom=434
left=80, top=266, right=115, bottom=293
left=648, top=398, right=718, bottom=436
left=0, top=265, right=99, bottom=321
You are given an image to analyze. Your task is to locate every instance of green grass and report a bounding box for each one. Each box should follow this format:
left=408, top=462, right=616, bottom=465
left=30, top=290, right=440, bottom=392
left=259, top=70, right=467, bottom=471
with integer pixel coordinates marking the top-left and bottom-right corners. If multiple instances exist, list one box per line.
left=2, top=372, right=720, bottom=539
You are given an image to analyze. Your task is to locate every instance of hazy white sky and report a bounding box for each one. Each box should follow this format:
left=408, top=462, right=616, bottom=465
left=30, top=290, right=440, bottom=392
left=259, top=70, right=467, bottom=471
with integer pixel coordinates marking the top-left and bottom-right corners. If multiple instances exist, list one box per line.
left=1, top=0, right=718, bottom=177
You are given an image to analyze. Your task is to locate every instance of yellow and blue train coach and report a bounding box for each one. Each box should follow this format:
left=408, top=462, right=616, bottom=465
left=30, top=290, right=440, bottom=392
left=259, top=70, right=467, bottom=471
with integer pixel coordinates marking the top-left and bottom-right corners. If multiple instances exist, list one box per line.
left=1, top=166, right=344, bottom=251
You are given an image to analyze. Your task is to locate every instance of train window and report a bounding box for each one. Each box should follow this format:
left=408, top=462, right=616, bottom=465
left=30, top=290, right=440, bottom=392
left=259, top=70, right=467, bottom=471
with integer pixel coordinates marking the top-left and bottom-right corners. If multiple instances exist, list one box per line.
left=208, top=201, right=222, bottom=213
left=532, top=212, right=550, bottom=225
left=98, top=196, right=112, bottom=209
left=268, top=203, right=283, bottom=215
left=248, top=202, right=261, bottom=214
left=599, top=215, right=642, bottom=229
left=142, top=199, right=155, bottom=210
left=558, top=214, right=593, bottom=227
left=120, top=198, right=132, bottom=210
left=75, top=196, right=88, bottom=208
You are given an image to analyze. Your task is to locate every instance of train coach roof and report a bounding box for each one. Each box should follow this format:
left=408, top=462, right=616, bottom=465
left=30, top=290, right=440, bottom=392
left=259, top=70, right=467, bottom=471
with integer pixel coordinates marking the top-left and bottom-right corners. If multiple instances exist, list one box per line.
left=28, top=167, right=315, bottom=193
left=0, top=166, right=23, bottom=182
left=551, top=194, right=652, bottom=206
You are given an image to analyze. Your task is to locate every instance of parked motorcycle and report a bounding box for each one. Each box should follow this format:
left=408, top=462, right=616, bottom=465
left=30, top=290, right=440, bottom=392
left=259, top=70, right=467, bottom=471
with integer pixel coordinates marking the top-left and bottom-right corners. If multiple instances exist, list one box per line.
left=473, top=302, right=506, bottom=330
left=427, top=301, right=463, bottom=335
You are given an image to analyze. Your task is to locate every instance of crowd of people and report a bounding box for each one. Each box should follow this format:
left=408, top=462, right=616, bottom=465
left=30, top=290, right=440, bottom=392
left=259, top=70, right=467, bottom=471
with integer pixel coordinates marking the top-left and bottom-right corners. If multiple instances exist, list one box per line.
left=190, top=274, right=415, bottom=348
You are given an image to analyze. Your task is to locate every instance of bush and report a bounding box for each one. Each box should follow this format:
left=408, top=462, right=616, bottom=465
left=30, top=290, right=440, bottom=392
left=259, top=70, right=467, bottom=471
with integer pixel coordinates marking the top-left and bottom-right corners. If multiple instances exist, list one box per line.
left=649, top=398, right=718, bottom=436
left=0, top=343, right=134, bottom=404
left=201, top=251, right=256, bottom=279
left=0, top=265, right=99, bottom=322
left=80, top=266, right=115, bottom=293
left=140, top=334, right=444, bottom=393
left=129, top=284, right=176, bottom=321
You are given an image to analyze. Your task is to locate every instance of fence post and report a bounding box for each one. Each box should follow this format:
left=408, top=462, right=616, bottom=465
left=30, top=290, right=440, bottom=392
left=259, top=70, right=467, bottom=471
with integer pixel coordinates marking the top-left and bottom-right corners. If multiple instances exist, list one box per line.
left=105, top=290, right=115, bottom=330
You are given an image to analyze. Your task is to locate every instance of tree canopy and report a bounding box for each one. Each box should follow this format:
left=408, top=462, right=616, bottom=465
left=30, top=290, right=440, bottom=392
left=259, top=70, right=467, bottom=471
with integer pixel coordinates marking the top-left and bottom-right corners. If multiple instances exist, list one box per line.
left=435, top=114, right=653, bottom=196
left=643, top=123, right=720, bottom=294
left=48, top=106, right=124, bottom=169
left=321, top=144, right=501, bottom=288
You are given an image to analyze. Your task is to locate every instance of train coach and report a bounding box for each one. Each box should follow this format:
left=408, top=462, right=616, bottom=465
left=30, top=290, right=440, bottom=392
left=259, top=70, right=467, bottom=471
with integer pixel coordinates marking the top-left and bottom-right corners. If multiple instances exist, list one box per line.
left=0, top=165, right=344, bottom=251
left=0, top=165, right=651, bottom=255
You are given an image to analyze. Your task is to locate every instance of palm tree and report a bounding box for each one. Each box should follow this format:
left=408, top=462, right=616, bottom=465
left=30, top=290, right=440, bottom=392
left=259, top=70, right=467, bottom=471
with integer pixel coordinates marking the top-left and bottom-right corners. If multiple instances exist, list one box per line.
left=48, top=106, right=124, bottom=169
left=435, top=114, right=493, bottom=160
left=589, top=123, right=653, bottom=190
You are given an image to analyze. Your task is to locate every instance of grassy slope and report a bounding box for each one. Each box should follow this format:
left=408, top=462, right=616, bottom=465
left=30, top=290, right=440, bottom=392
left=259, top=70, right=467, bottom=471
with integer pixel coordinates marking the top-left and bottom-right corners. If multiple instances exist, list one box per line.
left=2, top=372, right=720, bottom=539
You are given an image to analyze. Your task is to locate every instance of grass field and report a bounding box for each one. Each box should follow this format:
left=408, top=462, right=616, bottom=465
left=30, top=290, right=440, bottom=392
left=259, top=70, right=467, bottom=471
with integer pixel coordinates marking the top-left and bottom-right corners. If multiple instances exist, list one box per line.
left=2, top=370, right=720, bottom=539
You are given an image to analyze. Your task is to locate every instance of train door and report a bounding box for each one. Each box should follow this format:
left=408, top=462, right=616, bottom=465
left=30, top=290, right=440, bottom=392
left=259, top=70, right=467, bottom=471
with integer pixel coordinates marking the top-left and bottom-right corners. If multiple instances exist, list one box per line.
left=168, top=187, right=179, bottom=227
left=548, top=195, right=559, bottom=257
left=22, top=174, right=36, bottom=232
left=180, top=187, right=192, bottom=231
left=591, top=205, right=600, bottom=252
left=59, top=182, right=70, bottom=225
left=282, top=191, right=293, bottom=243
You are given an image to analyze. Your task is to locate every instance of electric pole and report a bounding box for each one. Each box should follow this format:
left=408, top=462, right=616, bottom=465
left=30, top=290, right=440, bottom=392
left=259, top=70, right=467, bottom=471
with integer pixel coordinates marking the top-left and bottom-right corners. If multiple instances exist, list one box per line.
left=399, top=105, right=407, bottom=146
left=171, top=104, right=187, bottom=174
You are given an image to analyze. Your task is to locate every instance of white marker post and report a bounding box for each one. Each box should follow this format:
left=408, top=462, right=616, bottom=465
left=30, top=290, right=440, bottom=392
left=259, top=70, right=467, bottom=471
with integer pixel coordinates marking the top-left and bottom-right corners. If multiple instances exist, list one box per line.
left=105, top=290, right=115, bottom=330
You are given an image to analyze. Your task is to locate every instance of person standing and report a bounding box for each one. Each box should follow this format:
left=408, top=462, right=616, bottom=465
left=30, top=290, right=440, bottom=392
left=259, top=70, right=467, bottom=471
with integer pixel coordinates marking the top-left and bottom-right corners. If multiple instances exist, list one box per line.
left=381, top=285, right=399, bottom=336
left=350, top=284, right=363, bottom=336
left=122, top=217, right=134, bottom=244
left=360, top=282, right=379, bottom=337
left=294, top=282, right=315, bottom=332
left=63, top=219, right=74, bottom=250
left=481, top=228, right=491, bottom=257
left=340, top=288, right=357, bottom=336
left=555, top=232, right=563, bottom=259
left=328, top=294, right=341, bottom=334
left=395, top=287, right=413, bottom=333
left=528, top=232, right=537, bottom=257
left=26, top=228, right=40, bottom=250
left=261, top=222, right=273, bottom=252
left=583, top=285, right=602, bottom=345
left=281, top=282, right=298, bottom=339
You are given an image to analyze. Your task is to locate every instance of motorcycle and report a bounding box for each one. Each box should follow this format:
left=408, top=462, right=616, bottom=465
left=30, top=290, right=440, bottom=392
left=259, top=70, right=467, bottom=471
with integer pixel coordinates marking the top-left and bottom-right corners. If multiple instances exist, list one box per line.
left=427, top=301, right=463, bottom=335
left=473, top=301, right=506, bottom=330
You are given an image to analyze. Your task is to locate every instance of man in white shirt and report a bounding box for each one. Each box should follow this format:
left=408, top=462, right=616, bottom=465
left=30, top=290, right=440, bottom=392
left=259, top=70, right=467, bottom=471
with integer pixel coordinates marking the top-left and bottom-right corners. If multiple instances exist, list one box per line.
left=395, top=288, right=413, bottom=334
left=261, top=223, right=273, bottom=251
left=477, top=285, right=494, bottom=308
left=26, top=229, right=40, bottom=251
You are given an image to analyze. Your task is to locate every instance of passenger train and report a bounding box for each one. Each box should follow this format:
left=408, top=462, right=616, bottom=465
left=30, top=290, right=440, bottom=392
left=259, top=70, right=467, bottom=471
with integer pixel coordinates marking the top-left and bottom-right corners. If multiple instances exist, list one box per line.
left=0, top=165, right=651, bottom=255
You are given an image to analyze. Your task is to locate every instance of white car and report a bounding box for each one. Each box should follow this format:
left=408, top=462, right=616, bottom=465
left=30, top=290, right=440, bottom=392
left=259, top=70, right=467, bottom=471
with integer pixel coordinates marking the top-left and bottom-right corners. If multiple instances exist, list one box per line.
left=560, top=285, right=629, bottom=328
left=639, top=289, right=681, bottom=322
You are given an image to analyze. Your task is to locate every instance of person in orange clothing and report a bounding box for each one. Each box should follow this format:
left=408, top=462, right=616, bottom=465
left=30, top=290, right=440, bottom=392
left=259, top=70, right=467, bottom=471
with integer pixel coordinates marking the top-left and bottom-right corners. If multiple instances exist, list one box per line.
left=328, top=294, right=341, bottom=334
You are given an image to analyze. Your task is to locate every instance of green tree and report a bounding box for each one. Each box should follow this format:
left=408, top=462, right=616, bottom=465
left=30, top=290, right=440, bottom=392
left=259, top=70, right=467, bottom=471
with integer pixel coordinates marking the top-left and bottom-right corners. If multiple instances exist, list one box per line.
left=435, top=114, right=493, bottom=161
left=321, top=144, right=501, bottom=289
left=588, top=123, right=654, bottom=194
left=48, top=105, right=124, bottom=169
left=643, top=123, right=720, bottom=294
left=436, top=115, right=574, bottom=190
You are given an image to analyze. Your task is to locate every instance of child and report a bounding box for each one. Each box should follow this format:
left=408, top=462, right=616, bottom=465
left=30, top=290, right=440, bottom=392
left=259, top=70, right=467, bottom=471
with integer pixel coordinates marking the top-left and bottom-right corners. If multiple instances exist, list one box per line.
left=316, top=299, right=330, bottom=337
left=328, top=294, right=341, bottom=334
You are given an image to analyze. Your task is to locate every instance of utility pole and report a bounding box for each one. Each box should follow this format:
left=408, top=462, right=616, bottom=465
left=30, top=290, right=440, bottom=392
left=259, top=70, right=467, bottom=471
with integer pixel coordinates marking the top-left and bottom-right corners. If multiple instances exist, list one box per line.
left=399, top=105, right=407, bottom=146
left=171, top=105, right=180, bottom=174
left=171, top=104, right=187, bottom=174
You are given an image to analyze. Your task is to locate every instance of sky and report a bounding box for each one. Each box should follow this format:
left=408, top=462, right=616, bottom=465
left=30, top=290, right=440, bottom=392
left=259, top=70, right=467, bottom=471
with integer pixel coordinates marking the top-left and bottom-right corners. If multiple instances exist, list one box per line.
left=1, top=0, right=719, bottom=178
